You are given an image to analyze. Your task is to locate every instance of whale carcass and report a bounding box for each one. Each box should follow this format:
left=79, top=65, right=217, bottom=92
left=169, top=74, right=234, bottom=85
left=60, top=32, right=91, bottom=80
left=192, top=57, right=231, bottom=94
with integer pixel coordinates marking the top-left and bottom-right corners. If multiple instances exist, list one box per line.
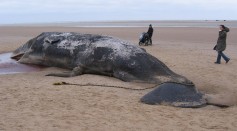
left=11, top=32, right=206, bottom=108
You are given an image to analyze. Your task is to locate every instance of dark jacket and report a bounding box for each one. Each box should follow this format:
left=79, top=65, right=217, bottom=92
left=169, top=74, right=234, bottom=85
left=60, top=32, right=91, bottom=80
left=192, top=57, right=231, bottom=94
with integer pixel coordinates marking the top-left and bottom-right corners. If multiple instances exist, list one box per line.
left=216, top=27, right=229, bottom=51
left=147, top=27, right=153, bottom=38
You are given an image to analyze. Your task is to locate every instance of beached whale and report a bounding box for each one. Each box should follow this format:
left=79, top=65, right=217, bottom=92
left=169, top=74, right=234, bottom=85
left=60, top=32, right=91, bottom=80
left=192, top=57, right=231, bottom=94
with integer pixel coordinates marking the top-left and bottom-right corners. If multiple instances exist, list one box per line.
left=11, top=32, right=206, bottom=108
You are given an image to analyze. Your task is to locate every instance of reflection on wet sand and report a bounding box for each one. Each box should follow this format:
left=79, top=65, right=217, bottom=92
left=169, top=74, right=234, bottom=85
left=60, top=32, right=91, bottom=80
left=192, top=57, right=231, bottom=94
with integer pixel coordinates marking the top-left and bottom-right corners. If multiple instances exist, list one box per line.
left=0, top=53, right=43, bottom=75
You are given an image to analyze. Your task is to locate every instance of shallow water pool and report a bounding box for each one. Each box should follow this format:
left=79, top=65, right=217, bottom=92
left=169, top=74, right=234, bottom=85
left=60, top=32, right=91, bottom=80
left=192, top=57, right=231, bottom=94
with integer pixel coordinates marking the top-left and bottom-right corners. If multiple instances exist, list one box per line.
left=0, top=53, right=43, bottom=75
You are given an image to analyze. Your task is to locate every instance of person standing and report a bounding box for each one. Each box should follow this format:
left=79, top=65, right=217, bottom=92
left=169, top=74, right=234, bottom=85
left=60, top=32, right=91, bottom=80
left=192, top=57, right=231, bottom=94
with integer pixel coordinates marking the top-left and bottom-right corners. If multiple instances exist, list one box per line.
left=147, top=24, right=153, bottom=45
left=214, top=25, right=230, bottom=64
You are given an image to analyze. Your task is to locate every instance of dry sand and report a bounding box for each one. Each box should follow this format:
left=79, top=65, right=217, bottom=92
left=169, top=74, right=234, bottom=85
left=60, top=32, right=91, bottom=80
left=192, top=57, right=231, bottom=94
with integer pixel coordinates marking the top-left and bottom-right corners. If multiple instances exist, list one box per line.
left=0, top=26, right=237, bottom=131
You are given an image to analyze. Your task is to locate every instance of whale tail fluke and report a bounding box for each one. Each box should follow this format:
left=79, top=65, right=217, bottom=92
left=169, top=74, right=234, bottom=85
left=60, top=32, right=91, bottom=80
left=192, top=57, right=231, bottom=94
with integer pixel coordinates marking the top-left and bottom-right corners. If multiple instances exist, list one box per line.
left=140, top=82, right=207, bottom=108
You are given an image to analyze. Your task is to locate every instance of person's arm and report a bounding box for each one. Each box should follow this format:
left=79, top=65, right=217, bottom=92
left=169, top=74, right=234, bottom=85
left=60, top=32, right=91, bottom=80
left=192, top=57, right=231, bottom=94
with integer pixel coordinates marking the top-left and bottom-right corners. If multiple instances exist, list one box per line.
left=147, top=28, right=151, bottom=33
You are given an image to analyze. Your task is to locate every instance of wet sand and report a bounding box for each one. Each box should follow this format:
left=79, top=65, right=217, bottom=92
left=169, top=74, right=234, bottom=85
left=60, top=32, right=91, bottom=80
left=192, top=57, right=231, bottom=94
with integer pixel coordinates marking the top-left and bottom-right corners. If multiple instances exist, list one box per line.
left=0, top=26, right=237, bottom=130
left=0, top=53, right=43, bottom=75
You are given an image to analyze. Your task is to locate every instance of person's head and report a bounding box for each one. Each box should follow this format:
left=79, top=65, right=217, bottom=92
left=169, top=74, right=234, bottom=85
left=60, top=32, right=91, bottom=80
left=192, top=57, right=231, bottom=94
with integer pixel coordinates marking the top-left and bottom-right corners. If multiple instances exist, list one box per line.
left=219, top=25, right=226, bottom=31
left=149, top=24, right=152, bottom=27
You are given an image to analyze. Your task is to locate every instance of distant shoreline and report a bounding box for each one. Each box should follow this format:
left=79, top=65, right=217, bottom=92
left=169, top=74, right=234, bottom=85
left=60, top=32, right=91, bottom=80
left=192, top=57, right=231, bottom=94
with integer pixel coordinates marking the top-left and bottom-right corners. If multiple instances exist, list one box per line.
left=1, top=20, right=237, bottom=28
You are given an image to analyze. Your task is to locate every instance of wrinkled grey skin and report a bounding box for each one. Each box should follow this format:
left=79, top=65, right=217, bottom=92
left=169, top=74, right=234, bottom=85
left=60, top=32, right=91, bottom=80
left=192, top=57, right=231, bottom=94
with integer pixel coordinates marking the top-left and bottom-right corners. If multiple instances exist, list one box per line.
left=11, top=32, right=206, bottom=107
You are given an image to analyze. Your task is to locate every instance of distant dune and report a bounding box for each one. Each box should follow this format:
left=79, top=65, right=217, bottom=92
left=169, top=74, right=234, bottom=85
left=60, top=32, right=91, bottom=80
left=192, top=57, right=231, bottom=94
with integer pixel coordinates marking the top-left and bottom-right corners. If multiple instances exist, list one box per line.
left=2, top=20, right=237, bottom=28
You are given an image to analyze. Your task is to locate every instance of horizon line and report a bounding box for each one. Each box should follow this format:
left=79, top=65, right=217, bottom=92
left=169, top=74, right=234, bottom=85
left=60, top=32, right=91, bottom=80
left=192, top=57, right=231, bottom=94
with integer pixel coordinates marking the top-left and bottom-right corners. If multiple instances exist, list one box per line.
left=1, top=19, right=236, bottom=26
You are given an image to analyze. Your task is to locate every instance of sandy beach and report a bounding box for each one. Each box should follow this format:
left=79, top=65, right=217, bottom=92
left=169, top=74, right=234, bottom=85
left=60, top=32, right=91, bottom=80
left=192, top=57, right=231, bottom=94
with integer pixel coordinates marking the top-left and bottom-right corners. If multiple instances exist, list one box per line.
left=0, top=25, right=237, bottom=130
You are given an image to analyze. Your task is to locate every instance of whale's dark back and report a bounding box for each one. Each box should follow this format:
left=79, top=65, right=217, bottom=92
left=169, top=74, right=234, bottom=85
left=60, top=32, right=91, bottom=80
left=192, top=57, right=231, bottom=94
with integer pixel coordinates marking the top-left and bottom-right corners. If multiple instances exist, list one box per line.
left=13, top=32, right=191, bottom=84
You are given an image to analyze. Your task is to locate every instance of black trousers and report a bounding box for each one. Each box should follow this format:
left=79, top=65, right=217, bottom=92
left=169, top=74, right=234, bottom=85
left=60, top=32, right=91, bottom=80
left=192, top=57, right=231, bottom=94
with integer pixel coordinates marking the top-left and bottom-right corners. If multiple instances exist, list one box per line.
left=149, top=36, right=152, bottom=44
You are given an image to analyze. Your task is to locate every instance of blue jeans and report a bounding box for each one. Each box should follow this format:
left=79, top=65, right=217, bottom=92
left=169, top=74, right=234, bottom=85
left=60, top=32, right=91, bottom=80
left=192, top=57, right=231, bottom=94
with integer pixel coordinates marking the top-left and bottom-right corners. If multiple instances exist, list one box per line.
left=216, top=51, right=229, bottom=63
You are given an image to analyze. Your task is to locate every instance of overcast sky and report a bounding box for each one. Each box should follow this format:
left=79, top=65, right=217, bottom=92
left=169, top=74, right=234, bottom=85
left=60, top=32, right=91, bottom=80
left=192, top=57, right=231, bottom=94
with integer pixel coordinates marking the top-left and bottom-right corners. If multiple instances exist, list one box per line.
left=0, top=0, right=237, bottom=24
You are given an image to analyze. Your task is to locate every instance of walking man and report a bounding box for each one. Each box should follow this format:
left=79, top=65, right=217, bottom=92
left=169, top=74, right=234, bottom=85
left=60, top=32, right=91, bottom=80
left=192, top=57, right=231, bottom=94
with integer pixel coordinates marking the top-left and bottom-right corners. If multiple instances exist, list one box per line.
left=147, top=24, right=153, bottom=45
